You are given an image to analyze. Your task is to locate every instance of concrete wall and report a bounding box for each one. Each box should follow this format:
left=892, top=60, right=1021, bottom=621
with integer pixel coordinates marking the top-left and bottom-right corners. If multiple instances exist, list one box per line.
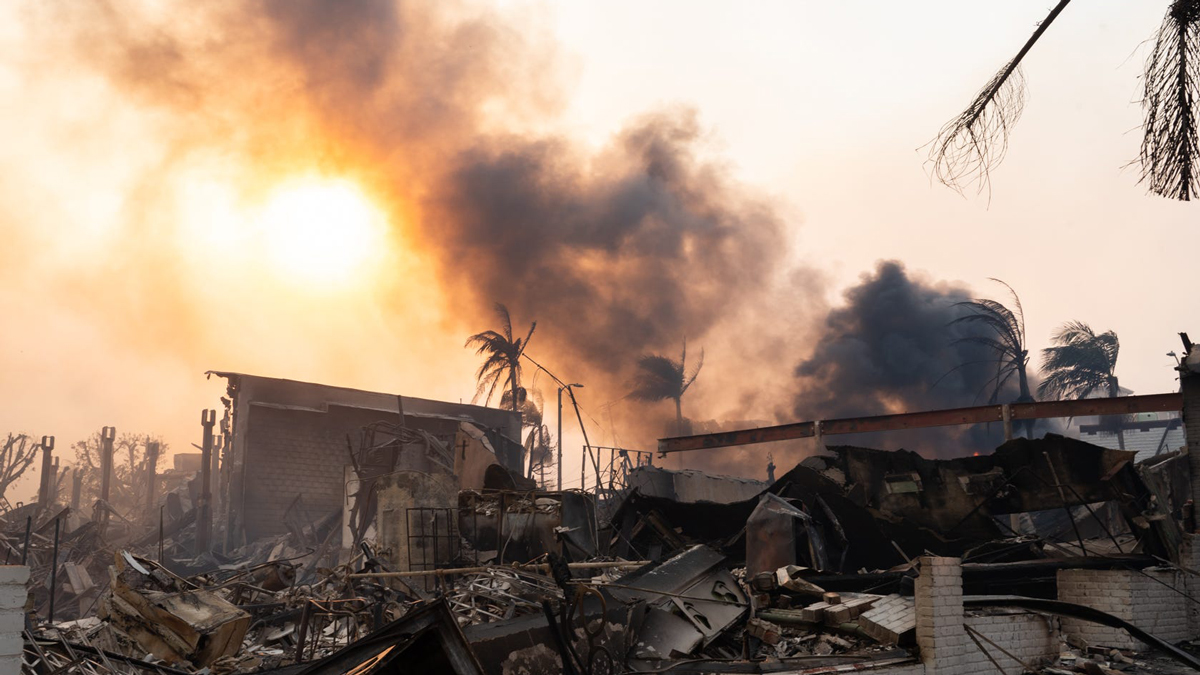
left=0, top=566, right=28, bottom=673
left=1057, top=567, right=1191, bottom=649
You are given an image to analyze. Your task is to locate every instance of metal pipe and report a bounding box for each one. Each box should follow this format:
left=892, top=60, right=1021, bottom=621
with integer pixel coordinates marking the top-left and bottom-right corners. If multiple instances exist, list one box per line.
left=557, top=386, right=564, bottom=492
left=48, top=517, right=59, bottom=623
left=99, top=427, right=116, bottom=527
left=348, top=560, right=648, bottom=579
left=20, top=516, right=31, bottom=565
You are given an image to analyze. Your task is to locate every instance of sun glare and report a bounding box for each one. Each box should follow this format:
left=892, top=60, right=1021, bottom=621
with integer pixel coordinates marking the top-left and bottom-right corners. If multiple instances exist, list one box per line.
left=258, top=178, right=386, bottom=286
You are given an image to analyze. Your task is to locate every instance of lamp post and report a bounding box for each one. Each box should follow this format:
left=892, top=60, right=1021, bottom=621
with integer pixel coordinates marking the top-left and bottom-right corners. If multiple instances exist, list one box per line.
left=557, top=383, right=583, bottom=492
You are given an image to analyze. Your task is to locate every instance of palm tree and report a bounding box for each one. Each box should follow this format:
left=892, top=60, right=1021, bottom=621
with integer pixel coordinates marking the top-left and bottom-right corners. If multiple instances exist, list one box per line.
left=930, top=0, right=1200, bottom=201
left=629, top=340, right=704, bottom=436
left=948, top=279, right=1034, bottom=406
left=465, top=303, right=536, bottom=414
left=1038, top=321, right=1127, bottom=449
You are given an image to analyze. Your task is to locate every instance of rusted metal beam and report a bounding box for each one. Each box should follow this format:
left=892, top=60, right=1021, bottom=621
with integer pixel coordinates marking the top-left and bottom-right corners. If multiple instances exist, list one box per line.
left=658, top=392, right=1183, bottom=454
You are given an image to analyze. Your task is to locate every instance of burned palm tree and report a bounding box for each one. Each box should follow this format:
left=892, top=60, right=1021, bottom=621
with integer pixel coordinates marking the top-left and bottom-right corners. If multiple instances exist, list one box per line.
left=1038, top=321, right=1127, bottom=448
left=930, top=0, right=1200, bottom=201
left=465, top=303, right=536, bottom=413
left=948, top=279, right=1034, bottom=406
left=1142, top=0, right=1200, bottom=199
left=629, top=340, right=704, bottom=436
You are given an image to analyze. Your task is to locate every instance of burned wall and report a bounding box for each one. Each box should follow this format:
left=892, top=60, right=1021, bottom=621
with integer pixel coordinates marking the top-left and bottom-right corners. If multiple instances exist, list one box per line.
left=241, top=404, right=404, bottom=542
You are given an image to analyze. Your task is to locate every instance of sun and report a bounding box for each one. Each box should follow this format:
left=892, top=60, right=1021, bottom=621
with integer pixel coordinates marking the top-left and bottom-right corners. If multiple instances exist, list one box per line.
left=258, top=178, right=387, bottom=286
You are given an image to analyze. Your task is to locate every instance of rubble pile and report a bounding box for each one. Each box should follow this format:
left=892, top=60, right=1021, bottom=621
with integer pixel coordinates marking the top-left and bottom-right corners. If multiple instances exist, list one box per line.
left=8, top=430, right=1200, bottom=674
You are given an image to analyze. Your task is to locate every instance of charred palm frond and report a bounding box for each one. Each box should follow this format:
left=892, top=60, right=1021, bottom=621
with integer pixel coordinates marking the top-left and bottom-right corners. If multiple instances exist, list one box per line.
left=928, top=0, right=1073, bottom=196
left=944, top=279, right=1032, bottom=404
left=1038, top=321, right=1121, bottom=401
left=1141, top=0, right=1200, bottom=200
left=465, top=303, right=536, bottom=408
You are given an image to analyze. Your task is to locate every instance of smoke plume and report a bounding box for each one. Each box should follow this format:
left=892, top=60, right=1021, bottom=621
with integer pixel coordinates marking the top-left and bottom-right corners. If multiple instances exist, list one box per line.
left=0, top=0, right=792, bottom=478
left=790, top=261, right=1019, bottom=457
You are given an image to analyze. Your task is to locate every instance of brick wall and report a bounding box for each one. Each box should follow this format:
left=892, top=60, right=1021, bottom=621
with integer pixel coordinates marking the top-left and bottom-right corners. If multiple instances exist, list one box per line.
left=1057, top=568, right=1191, bottom=649
left=0, top=566, right=28, bottom=673
left=242, top=405, right=403, bottom=541
left=916, top=557, right=1058, bottom=675
left=964, top=611, right=1058, bottom=671
left=915, top=556, right=967, bottom=675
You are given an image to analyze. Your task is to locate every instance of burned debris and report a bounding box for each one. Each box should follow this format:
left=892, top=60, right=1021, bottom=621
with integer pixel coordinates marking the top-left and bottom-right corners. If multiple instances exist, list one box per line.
left=7, top=349, right=1200, bottom=675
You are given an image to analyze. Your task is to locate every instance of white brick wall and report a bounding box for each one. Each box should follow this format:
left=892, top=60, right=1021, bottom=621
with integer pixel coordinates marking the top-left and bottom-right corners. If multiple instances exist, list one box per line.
left=0, top=566, right=28, bottom=675
left=964, top=611, right=1058, bottom=672
left=1058, top=567, right=1193, bottom=650
left=916, top=557, right=1058, bottom=675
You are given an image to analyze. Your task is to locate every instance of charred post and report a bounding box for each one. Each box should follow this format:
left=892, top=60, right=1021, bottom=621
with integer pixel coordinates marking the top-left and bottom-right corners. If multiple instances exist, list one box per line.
left=197, top=409, right=216, bottom=553
left=37, top=435, right=54, bottom=507
left=99, top=426, right=116, bottom=527
left=145, top=440, right=160, bottom=514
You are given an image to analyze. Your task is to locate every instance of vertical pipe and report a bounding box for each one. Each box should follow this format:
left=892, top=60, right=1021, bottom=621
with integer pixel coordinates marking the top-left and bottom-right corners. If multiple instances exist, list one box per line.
left=557, top=387, right=564, bottom=492
left=295, top=601, right=311, bottom=662
left=48, top=517, right=59, bottom=623
left=20, top=516, right=31, bottom=565
left=99, top=426, right=116, bottom=527
left=145, top=441, right=160, bottom=513
left=50, top=458, right=59, bottom=505
left=159, top=505, right=165, bottom=564
left=211, top=436, right=222, bottom=517
left=197, top=410, right=215, bottom=553
left=1002, top=404, right=1014, bottom=441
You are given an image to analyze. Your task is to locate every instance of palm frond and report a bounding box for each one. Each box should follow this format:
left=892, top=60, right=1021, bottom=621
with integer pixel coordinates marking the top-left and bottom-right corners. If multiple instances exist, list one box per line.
left=988, top=278, right=1026, bottom=344
left=1039, top=320, right=1122, bottom=401
left=928, top=0, right=1072, bottom=196
left=628, top=354, right=684, bottom=402
left=681, top=348, right=704, bottom=396
left=493, top=303, right=514, bottom=342
left=1141, top=0, right=1200, bottom=200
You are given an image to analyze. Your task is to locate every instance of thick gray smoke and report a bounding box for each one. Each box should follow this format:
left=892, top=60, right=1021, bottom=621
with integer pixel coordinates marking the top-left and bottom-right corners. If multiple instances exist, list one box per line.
left=790, top=261, right=1020, bottom=456
left=23, top=0, right=790, bottom=453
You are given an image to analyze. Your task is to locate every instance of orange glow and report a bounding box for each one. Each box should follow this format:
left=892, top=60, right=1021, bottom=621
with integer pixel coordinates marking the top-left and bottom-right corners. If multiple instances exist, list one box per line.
left=258, top=178, right=387, bottom=287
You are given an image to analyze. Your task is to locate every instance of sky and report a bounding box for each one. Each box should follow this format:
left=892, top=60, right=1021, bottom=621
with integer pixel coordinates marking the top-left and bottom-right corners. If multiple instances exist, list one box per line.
left=0, top=0, right=1195, bottom=500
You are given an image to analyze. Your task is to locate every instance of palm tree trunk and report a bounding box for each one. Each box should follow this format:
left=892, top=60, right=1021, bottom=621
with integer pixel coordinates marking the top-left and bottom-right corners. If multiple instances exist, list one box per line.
left=675, top=397, right=683, bottom=436
left=675, top=397, right=684, bottom=470
left=1109, top=377, right=1125, bottom=450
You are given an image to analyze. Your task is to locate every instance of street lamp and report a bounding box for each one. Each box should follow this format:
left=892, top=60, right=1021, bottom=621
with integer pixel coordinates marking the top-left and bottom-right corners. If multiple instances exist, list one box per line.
left=558, top=383, right=583, bottom=492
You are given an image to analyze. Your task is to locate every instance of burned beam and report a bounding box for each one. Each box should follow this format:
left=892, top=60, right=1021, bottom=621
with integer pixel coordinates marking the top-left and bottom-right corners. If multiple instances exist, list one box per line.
left=658, top=392, right=1183, bottom=453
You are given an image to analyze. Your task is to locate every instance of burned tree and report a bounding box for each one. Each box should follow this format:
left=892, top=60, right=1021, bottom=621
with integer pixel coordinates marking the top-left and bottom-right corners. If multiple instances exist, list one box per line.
left=0, top=433, right=40, bottom=504
left=1039, top=321, right=1127, bottom=448
left=946, top=279, right=1035, bottom=407
left=629, top=339, right=704, bottom=436
left=71, top=432, right=169, bottom=515
left=466, top=303, right=536, bottom=414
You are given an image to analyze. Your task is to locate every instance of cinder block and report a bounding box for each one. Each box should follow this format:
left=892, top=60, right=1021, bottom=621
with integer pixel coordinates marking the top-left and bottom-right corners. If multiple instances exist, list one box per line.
left=0, top=587, right=26, bottom=611
left=0, top=568, right=29, bottom=585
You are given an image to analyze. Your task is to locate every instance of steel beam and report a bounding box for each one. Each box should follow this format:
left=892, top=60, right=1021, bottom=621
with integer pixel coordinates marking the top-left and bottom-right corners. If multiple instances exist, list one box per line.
left=658, top=392, right=1183, bottom=454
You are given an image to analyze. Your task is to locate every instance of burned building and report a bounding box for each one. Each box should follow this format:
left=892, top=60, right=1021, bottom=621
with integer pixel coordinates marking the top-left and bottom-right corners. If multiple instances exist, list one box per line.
left=207, top=372, right=524, bottom=548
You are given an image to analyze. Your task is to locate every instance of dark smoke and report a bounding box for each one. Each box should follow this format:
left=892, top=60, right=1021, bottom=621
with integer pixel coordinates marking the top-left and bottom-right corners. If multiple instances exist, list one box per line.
left=35, top=1, right=790, bottom=451
left=430, top=110, right=786, bottom=374
left=790, top=261, right=1019, bottom=457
